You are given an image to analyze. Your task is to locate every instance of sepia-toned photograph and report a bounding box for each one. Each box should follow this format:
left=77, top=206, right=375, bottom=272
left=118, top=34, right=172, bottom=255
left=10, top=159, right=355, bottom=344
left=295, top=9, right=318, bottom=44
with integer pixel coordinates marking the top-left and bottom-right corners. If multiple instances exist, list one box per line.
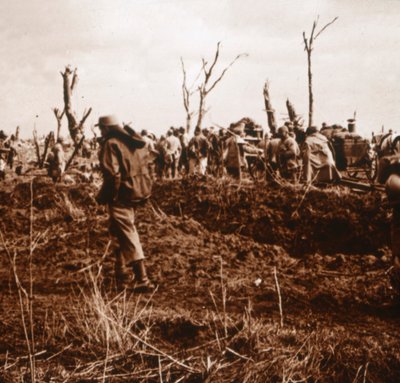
left=0, top=0, right=399, bottom=381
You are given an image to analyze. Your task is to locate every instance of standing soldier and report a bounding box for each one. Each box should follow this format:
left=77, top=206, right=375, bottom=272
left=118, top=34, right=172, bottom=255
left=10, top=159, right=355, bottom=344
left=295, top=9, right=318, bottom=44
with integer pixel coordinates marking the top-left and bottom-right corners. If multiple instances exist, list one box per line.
left=0, top=153, right=6, bottom=181
left=188, top=127, right=209, bottom=175
left=302, top=126, right=341, bottom=184
left=141, top=130, right=156, bottom=153
left=5, top=143, right=17, bottom=170
left=141, top=130, right=157, bottom=180
left=223, top=123, right=246, bottom=179
left=277, top=126, right=300, bottom=180
left=223, top=122, right=262, bottom=180
left=96, top=115, right=155, bottom=292
left=47, top=137, right=66, bottom=182
left=155, top=135, right=167, bottom=180
left=178, top=127, right=189, bottom=175
left=207, top=126, right=222, bottom=176
left=165, top=129, right=182, bottom=179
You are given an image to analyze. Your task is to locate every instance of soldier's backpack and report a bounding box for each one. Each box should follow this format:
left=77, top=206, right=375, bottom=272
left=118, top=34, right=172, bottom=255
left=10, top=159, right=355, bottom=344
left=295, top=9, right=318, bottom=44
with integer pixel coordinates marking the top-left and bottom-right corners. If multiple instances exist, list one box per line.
left=128, top=145, right=153, bottom=203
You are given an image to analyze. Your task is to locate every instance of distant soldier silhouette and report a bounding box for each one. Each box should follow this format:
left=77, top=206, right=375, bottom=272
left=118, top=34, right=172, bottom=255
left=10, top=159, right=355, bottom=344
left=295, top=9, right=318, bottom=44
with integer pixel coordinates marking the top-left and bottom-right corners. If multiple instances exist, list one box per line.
left=47, top=137, right=65, bottom=182
left=277, top=126, right=300, bottom=180
left=0, top=153, right=6, bottom=180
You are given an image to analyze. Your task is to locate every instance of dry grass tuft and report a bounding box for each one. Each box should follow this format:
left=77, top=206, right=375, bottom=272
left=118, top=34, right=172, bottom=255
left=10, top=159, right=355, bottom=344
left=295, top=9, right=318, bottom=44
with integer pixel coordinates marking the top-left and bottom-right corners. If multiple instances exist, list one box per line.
left=68, top=270, right=155, bottom=353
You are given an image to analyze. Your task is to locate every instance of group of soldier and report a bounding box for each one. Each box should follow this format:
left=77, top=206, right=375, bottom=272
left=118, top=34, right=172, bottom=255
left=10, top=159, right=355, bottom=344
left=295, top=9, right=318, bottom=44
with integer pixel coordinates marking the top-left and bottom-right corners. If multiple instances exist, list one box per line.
left=136, top=119, right=343, bottom=186
left=0, top=117, right=361, bottom=187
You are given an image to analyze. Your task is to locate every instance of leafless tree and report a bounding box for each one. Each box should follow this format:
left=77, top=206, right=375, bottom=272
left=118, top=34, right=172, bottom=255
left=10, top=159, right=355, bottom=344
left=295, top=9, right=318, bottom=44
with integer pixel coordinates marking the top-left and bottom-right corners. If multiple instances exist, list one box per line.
left=60, top=66, right=92, bottom=144
left=180, top=58, right=196, bottom=133
left=286, top=98, right=297, bottom=124
left=303, top=17, right=338, bottom=127
left=263, top=81, right=277, bottom=135
left=52, top=107, right=64, bottom=141
left=286, top=98, right=304, bottom=127
left=40, top=131, right=54, bottom=168
left=195, top=42, right=247, bottom=130
left=32, top=128, right=41, bottom=166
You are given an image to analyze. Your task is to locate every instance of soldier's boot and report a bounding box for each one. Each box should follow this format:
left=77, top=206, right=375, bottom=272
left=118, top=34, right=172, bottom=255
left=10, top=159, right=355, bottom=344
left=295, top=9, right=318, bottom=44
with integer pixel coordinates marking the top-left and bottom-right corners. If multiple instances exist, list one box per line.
left=115, top=268, right=132, bottom=292
left=132, top=260, right=155, bottom=293
left=115, top=250, right=132, bottom=292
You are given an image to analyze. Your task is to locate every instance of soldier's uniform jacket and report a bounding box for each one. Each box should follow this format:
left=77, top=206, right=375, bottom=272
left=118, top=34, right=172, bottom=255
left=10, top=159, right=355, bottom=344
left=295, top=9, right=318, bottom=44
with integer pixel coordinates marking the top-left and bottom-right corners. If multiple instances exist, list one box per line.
left=278, top=136, right=300, bottom=170
left=97, top=126, right=151, bottom=206
left=166, top=135, right=181, bottom=157
left=302, top=132, right=340, bottom=183
left=47, top=143, right=65, bottom=180
left=188, top=134, right=209, bottom=159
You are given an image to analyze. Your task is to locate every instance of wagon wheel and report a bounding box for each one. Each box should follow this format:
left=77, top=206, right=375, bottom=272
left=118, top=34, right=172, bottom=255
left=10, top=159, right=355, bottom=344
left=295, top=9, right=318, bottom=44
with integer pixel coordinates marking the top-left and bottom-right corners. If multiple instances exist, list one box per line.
left=249, top=156, right=266, bottom=182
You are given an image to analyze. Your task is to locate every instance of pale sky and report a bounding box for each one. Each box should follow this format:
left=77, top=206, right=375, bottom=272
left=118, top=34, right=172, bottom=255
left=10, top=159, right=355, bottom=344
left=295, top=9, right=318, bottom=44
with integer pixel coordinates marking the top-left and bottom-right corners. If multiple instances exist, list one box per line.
left=1, top=0, right=400, bottom=138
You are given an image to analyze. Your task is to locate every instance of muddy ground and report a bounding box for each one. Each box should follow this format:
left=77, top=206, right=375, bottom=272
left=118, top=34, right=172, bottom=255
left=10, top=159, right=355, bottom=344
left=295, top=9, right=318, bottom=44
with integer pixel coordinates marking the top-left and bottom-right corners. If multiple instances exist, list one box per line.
left=0, top=173, right=399, bottom=382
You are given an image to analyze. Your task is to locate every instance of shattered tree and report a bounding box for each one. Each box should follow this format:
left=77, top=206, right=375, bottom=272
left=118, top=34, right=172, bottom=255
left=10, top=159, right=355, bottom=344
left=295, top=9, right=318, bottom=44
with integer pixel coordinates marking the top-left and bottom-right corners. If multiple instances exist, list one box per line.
left=302, top=17, right=338, bottom=127
left=286, top=98, right=304, bottom=126
left=40, top=132, right=54, bottom=168
left=60, top=66, right=92, bottom=144
left=180, top=58, right=196, bottom=133
left=194, top=42, right=247, bottom=130
left=32, top=128, right=41, bottom=166
left=263, top=81, right=277, bottom=135
left=14, top=126, right=20, bottom=141
left=286, top=99, right=297, bottom=123
left=52, top=108, right=64, bottom=141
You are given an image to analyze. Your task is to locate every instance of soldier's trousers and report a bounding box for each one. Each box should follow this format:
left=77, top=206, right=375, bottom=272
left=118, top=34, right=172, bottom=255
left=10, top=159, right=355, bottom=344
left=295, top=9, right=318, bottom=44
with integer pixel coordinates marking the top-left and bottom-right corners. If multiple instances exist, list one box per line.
left=108, top=204, right=145, bottom=277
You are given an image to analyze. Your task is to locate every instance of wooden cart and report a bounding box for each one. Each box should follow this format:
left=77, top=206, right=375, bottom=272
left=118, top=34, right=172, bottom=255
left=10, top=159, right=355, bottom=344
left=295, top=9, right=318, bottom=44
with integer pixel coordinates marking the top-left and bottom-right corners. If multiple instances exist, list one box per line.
left=331, top=134, right=377, bottom=182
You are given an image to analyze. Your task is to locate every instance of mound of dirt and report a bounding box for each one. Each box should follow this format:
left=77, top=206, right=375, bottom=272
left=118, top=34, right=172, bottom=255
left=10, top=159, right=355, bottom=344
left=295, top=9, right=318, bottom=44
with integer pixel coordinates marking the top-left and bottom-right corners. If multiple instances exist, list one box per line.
left=152, top=178, right=390, bottom=256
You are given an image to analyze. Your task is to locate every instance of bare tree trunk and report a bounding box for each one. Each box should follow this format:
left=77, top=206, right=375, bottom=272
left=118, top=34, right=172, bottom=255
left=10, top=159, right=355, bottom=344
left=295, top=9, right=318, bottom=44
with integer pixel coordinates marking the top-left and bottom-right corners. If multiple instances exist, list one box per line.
left=61, top=67, right=78, bottom=141
left=286, top=99, right=298, bottom=124
left=196, top=91, right=206, bottom=130
left=302, top=17, right=338, bottom=129
left=40, top=132, right=54, bottom=168
left=186, top=114, right=192, bottom=133
left=53, top=108, right=64, bottom=142
left=263, top=81, right=277, bottom=135
left=180, top=58, right=195, bottom=133
left=307, top=51, right=313, bottom=127
left=60, top=66, right=92, bottom=145
left=32, top=129, right=41, bottom=166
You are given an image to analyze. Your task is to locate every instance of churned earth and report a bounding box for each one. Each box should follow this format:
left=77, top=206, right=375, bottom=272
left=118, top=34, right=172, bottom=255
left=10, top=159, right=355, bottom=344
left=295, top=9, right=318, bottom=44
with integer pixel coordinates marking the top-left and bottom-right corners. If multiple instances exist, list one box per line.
left=0, top=174, right=399, bottom=382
